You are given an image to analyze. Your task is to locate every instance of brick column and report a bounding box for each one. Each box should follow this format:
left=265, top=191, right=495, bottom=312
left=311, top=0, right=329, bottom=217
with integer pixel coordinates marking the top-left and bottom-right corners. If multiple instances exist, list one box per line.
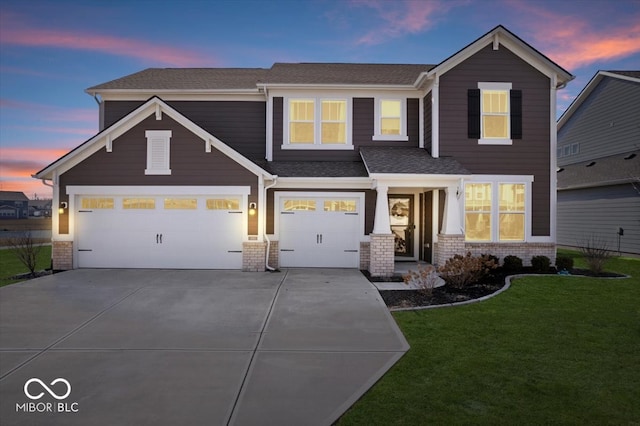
left=369, top=234, right=395, bottom=277
left=267, top=240, right=279, bottom=269
left=52, top=241, right=73, bottom=271
left=434, top=234, right=465, bottom=267
left=359, top=241, right=370, bottom=270
left=242, top=242, right=266, bottom=272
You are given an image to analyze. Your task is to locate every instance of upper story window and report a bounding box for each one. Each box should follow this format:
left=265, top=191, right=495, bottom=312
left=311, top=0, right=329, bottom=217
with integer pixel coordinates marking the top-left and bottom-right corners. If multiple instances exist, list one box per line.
left=145, top=130, right=172, bottom=175
left=373, top=99, right=409, bottom=141
left=284, top=98, right=352, bottom=150
left=468, top=83, right=522, bottom=145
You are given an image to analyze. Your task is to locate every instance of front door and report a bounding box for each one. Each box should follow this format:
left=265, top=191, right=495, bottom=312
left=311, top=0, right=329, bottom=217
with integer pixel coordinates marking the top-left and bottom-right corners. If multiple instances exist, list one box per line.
left=388, top=195, right=414, bottom=257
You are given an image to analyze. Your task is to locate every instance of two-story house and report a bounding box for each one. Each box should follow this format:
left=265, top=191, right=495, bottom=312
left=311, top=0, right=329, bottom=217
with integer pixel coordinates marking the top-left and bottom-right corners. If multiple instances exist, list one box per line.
left=34, top=25, right=573, bottom=275
left=557, top=71, right=640, bottom=255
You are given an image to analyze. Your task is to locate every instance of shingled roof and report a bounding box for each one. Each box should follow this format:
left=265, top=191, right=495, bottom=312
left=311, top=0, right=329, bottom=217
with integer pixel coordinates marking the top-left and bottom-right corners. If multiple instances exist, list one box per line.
left=257, top=161, right=369, bottom=178
left=86, top=63, right=434, bottom=93
left=360, top=147, right=470, bottom=175
left=557, top=151, right=640, bottom=190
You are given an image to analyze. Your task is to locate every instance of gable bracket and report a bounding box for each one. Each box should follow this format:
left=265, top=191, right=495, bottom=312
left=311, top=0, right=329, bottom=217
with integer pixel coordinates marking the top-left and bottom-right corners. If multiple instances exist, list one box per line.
left=206, top=139, right=213, bottom=153
left=155, top=104, right=162, bottom=120
left=493, top=33, right=500, bottom=50
left=106, top=134, right=112, bottom=152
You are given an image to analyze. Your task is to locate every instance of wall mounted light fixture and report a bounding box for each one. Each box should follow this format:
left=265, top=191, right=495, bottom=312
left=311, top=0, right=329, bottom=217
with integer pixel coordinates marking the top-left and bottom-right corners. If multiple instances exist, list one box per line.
left=58, top=201, right=68, bottom=215
left=249, top=202, right=257, bottom=216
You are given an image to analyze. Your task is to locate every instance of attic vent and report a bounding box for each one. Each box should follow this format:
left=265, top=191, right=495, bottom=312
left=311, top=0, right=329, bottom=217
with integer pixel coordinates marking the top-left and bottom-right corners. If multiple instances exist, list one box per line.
left=624, top=153, right=636, bottom=160
left=586, top=161, right=596, bottom=167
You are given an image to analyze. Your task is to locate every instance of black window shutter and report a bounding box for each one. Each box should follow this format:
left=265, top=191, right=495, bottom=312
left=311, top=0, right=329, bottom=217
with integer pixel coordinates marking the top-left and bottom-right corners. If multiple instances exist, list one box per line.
left=510, top=90, right=522, bottom=139
left=468, top=89, right=481, bottom=139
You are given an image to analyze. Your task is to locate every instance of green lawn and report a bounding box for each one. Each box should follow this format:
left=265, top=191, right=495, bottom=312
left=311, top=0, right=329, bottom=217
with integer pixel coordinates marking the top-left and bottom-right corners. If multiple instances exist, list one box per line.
left=339, top=252, right=640, bottom=425
left=0, top=245, right=52, bottom=287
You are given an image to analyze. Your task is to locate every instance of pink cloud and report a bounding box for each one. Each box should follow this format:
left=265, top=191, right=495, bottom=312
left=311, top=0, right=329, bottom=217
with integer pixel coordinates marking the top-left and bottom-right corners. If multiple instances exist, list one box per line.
left=351, top=0, right=460, bottom=46
left=0, top=12, right=214, bottom=67
left=1, top=98, right=96, bottom=124
left=505, top=0, right=640, bottom=70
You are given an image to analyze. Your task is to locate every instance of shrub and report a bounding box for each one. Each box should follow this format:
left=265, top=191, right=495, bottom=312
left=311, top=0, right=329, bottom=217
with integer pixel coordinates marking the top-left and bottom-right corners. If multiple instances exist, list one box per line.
left=8, top=232, right=43, bottom=276
left=531, top=255, right=551, bottom=273
left=555, top=255, right=574, bottom=272
left=403, top=264, right=439, bottom=296
left=438, top=252, right=497, bottom=289
left=579, top=235, right=612, bottom=274
left=502, top=255, right=523, bottom=273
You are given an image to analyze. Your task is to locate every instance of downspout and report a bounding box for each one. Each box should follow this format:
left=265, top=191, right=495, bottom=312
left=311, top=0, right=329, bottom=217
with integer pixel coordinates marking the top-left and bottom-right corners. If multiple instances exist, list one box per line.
left=264, top=176, right=278, bottom=271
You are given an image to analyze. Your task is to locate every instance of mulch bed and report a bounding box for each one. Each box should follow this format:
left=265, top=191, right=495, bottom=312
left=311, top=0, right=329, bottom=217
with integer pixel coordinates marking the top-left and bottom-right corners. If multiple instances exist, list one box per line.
left=367, top=267, right=625, bottom=310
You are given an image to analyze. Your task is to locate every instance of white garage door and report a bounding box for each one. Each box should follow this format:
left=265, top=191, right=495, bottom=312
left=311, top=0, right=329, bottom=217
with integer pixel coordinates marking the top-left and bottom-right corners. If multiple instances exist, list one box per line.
left=75, top=195, right=244, bottom=269
left=278, top=194, right=363, bottom=268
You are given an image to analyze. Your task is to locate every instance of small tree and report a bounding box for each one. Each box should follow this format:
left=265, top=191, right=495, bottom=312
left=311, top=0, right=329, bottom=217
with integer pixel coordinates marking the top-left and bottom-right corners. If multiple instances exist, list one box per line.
left=8, top=232, right=43, bottom=276
left=578, top=235, right=612, bottom=275
left=438, top=252, right=497, bottom=288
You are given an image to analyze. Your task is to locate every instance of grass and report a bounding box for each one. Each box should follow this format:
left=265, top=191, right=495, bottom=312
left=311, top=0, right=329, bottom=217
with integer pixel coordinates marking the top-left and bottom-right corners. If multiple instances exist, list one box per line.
left=0, top=245, right=52, bottom=287
left=339, top=251, right=640, bottom=425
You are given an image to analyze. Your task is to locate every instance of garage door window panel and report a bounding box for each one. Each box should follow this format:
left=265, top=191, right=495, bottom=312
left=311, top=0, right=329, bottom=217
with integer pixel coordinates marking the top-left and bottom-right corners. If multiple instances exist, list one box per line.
left=123, top=198, right=155, bottom=209
left=164, top=198, right=197, bottom=209
left=81, top=198, right=114, bottom=209
left=206, top=198, right=240, bottom=210
left=323, top=200, right=357, bottom=212
left=284, top=200, right=316, bottom=211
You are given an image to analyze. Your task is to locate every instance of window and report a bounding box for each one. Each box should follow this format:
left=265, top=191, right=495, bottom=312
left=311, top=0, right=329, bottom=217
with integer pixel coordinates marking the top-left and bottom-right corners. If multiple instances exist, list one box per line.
left=465, top=182, right=527, bottom=242
left=465, top=184, right=492, bottom=241
left=283, top=200, right=316, bottom=211
left=284, top=98, right=351, bottom=149
left=323, top=200, right=357, bottom=212
left=145, top=130, right=171, bottom=175
left=373, top=99, right=409, bottom=141
left=206, top=198, right=240, bottom=210
left=164, top=198, right=197, bottom=209
left=123, top=198, right=155, bottom=209
left=81, top=198, right=114, bottom=209
left=468, top=83, right=521, bottom=145
left=289, top=100, right=315, bottom=144
left=499, top=184, right=525, bottom=241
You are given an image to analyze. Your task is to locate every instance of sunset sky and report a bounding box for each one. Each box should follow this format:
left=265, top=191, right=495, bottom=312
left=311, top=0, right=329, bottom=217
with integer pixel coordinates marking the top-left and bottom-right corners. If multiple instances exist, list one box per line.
left=1, top=0, right=639, bottom=199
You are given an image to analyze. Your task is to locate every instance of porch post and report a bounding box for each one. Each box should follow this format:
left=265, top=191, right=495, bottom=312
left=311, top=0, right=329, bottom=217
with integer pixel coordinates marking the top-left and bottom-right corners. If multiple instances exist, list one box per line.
left=372, top=183, right=391, bottom=234
left=370, top=182, right=394, bottom=277
left=435, top=183, right=465, bottom=266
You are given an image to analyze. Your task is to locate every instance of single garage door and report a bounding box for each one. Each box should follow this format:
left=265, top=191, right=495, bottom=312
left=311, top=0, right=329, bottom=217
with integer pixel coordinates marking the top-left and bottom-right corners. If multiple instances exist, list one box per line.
left=278, top=194, right=362, bottom=268
left=75, top=195, right=244, bottom=269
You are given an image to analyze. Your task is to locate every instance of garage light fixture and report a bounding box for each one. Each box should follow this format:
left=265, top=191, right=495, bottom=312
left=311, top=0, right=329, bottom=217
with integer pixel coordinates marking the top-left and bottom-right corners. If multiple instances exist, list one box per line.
left=249, top=202, right=257, bottom=216
left=58, top=202, right=68, bottom=215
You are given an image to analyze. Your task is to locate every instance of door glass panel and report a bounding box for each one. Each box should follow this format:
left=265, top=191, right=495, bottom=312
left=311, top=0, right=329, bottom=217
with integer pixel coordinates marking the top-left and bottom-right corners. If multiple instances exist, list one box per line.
left=164, top=198, right=197, bottom=209
left=323, top=200, right=356, bottom=212
left=81, top=198, right=114, bottom=209
left=206, top=198, right=240, bottom=210
left=123, top=198, right=155, bottom=209
left=389, top=196, right=413, bottom=256
left=283, top=200, right=316, bottom=211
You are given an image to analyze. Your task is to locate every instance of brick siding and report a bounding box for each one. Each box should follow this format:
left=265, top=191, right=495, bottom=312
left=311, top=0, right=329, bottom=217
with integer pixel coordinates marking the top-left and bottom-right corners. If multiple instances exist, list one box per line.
left=359, top=241, right=370, bottom=270
left=369, top=234, right=394, bottom=277
left=242, top=242, right=266, bottom=272
left=52, top=241, right=73, bottom=270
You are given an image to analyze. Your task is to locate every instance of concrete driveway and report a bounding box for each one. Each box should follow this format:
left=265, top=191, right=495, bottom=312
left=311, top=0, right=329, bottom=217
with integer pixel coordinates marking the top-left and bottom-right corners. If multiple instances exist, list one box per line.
left=0, top=269, right=408, bottom=425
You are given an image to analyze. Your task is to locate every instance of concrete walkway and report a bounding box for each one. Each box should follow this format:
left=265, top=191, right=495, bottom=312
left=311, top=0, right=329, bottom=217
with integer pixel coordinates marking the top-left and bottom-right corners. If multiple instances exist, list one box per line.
left=0, top=269, right=408, bottom=425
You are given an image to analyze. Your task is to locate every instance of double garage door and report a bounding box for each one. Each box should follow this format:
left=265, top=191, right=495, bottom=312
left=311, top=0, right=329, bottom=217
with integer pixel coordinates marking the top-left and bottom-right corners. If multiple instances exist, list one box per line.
left=75, top=193, right=244, bottom=269
left=278, top=194, right=363, bottom=268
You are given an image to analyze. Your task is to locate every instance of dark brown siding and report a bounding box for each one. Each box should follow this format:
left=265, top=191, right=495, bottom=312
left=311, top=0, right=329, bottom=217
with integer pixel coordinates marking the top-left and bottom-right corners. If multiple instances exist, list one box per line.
left=272, top=97, right=419, bottom=161
left=439, top=44, right=551, bottom=236
left=266, top=188, right=376, bottom=235
left=424, top=92, right=432, bottom=153
left=104, top=101, right=266, bottom=160
left=104, top=101, right=145, bottom=128
left=59, top=114, right=260, bottom=235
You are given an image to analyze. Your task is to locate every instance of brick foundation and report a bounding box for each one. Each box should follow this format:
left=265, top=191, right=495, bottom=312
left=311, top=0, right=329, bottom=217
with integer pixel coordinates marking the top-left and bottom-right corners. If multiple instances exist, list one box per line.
left=434, top=234, right=465, bottom=267
left=242, top=242, right=266, bottom=272
left=52, top=241, right=73, bottom=270
left=369, top=234, right=395, bottom=277
left=266, top=240, right=279, bottom=269
left=465, top=242, right=556, bottom=266
left=359, top=242, right=370, bottom=270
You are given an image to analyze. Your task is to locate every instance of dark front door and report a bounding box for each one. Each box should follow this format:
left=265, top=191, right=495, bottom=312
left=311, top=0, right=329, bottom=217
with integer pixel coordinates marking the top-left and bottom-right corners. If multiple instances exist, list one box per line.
left=389, top=195, right=414, bottom=257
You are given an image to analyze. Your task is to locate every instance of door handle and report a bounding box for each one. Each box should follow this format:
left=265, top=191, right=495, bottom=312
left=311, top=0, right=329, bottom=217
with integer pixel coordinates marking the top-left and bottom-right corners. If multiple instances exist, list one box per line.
left=320, top=234, right=323, bottom=244
left=160, top=234, right=163, bottom=244
left=316, top=234, right=319, bottom=244
left=156, top=234, right=159, bottom=244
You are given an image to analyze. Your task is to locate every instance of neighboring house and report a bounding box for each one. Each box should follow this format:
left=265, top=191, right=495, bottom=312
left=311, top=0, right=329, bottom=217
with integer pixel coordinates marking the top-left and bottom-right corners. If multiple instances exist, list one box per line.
left=0, top=191, right=29, bottom=219
left=29, top=199, right=53, bottom=217
left=557, top=71, right=640, bottom=255
left=34, top=25, right=573, bottom=275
